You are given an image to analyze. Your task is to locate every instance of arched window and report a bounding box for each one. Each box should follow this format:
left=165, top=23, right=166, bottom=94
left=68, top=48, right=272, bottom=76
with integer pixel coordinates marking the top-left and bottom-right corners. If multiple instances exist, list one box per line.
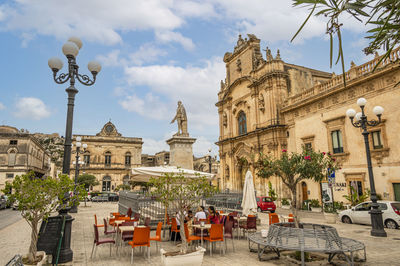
left=102, top=176, right=111, bottom=191
left=125, top=152, right=131, bottom=166
left=238, top=111, right=247, bottom=135
left=8, top=150, right=16, bottom=166
left=105, top=151, right=111, bottom=166
left=83, top=151, right=90, bottom=165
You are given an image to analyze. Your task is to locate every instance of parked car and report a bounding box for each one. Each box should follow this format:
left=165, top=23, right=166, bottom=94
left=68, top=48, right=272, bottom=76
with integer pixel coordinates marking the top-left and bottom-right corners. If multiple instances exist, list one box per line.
left=12, top=200, right=19, bottom=210
left=256, top=196, right=276, bottom=213
left=103, top=192, right=119, bottom=202
left=339, top=201, right=400, bottom=229
left=0, top=195, right=7, bottom=210
left=91, top=195, right=109, bottom=202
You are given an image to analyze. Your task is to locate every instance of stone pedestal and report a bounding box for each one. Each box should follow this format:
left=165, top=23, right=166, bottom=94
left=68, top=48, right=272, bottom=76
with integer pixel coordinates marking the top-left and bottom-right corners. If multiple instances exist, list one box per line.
left=167, top=136, right=196, bottom=169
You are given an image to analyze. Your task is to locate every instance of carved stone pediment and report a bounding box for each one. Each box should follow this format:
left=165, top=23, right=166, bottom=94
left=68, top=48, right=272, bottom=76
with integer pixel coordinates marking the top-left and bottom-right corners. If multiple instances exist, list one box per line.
left=371, top=148, right=390, bottom=165
left=96, top=121, right=122, bottom=137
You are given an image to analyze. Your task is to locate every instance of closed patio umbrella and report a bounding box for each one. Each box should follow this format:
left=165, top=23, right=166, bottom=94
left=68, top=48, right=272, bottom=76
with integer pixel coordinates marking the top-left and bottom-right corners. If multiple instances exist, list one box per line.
left=241, top=170, right=257, bottom=216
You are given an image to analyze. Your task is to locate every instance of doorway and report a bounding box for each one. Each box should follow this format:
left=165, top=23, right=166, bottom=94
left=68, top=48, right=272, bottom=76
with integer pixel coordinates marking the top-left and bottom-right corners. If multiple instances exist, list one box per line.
left=301, top=182, right=308, bottom=202
left=393, top=183, right=400, bottom=201
left=102, top=176, right=111, bottom=191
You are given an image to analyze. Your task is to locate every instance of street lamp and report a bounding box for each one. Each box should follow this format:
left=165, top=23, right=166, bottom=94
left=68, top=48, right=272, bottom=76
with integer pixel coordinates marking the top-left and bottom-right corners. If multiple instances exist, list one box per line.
left=48, top=37, right=101, bottom=175
left=69, top=136, right=87, bottom=213
left=346, top=97, right=387, bottom=237
left=208, top=148, right=212, bottom=174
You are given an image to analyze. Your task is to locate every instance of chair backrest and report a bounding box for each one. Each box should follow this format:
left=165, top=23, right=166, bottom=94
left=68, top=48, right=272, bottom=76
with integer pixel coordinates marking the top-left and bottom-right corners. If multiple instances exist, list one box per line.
left=117, top=216, right=131, bottom=221
left=126, top=208, right=133, bottom=218
left=224, top=219, right=234, bottom=236
left=103, top=218, right=108, bottom=233
left=171, top=218, right=178, bottom=231
left=112, top=212, right=120, bottom=216
left=134, top=212, right=140, bottom=220
left=94, top=214, right=98, bottom=225
left=121, top=221, right=135, bottom=226
left=183, top=223, right=190, bottom=240
left=144, top=217, right=151, bottom=226
left=288, top=213, right=294, bottom=223
left=269, top=213, right=280, bottom=225
left=247, top=216, right=257, bottom=229
left=93, top=224, right=99, bottom=243
left=209, top=224, right=224, bottom=240
left=132, top=226, right=150, bottom=245
left=155, top=222, right=162, bottom=237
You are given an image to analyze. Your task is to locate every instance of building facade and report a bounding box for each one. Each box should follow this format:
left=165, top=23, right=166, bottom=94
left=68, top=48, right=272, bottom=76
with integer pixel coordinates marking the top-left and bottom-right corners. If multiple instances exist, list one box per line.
left=0, top=125, right=51, bottom=190
left=217, top=34, right=400, bottom=204
left=70, top=122, right=143, bottom=192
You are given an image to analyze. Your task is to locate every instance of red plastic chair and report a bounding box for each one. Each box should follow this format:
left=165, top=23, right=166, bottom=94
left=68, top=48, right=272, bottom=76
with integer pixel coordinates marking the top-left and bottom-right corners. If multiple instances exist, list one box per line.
left=126, top=208, right=133, bottom=218
left=288, top=213, right=294, bottom=223
left=150, top=222, right=162, bottom=253
left=240, top=216, right=257, bottom=239
left=204, top=224, right=225, bottom=256
left=171, top=218, right=180, bottom=244
left=91, top=224, right=115, bottom=259
left=128, top=226, right=151, bottom=263
left=94, top=214, right=104, bottom=228
left=224, top=219, right=235, bottom=252
left=103, top=218, right=116, bottom=236
left=120, top=221, right=135, bottom=242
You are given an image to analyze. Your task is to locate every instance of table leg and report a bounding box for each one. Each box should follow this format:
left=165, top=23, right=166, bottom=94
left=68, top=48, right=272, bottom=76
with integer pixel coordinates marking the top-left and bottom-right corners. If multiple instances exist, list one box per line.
left=201, top=229, right=204, bottom=248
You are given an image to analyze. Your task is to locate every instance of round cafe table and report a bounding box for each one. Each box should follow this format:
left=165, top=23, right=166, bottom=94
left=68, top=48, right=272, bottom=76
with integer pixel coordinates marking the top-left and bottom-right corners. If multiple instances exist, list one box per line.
left=191, top=224, right=211, bottom=247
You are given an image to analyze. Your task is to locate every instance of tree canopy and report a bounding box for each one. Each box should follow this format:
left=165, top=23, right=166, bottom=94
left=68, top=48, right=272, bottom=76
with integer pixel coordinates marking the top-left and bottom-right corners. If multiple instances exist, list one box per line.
left=77, top=173, right=99, bottom=189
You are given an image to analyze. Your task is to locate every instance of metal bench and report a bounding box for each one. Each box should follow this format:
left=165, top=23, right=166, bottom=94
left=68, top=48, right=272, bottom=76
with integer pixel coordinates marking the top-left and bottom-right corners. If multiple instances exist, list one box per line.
left=248, top=222, right=366, bottom=266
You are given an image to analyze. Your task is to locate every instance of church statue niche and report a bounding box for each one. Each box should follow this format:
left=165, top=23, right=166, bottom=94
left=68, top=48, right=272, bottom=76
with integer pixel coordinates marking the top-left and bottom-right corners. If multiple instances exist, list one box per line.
left=258, top=93, right=265, bottom=112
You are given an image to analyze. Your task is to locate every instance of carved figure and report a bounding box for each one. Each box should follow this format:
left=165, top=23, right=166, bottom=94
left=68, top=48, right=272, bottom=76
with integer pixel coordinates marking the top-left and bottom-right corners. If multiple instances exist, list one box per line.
left=223, top=113, right=228, bottom=127
left=170, top=101, right=188, bottom=136
left=236, top=59, right=242, bottom=72
left=237, top=34, right=245, bottom=47
left=264, top=46, right=273, bottom=61
left=276, top=49, right=281, bottom=60
left=258, top=93, right=265, bottom=112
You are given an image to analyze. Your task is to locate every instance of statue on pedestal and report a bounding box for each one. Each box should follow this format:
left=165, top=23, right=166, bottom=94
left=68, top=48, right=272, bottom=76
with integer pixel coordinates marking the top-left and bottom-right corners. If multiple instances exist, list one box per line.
left=170, top=101, right=188, bottom=136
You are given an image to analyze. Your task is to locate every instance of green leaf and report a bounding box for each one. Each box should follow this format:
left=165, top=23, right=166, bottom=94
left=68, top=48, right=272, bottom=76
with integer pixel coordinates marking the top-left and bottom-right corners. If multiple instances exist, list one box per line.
left=291, top=3, right=317, bottom=42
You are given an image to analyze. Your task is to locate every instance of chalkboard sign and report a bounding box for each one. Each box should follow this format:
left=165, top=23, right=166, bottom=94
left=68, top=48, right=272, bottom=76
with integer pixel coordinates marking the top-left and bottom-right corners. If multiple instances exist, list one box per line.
left=37, top=216, right=63, bottom=256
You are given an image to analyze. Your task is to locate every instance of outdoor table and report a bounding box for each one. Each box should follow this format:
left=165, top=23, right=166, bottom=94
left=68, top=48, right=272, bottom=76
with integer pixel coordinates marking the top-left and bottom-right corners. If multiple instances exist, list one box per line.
left=191, top=224, right=211, bottom=247
left=117, top=225, right=136, bottom=254
left=280, top=215, right=290, bottom=222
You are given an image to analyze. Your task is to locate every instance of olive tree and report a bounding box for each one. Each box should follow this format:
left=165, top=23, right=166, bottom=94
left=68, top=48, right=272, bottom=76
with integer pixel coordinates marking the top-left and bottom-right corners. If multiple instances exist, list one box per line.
left=257, top=148, right=338, bottom=225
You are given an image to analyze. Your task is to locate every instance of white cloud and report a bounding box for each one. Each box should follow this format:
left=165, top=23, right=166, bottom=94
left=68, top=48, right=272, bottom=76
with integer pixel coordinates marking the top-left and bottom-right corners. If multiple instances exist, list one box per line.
left=14, top=97, right=51, bottom=120
left=155, top=30, right=195, bottom=51
left=0, top=102, right=5, bottom=110
left=142, top=137, right=169, bottom=155
left=193, top=136, right=218, bottom=157
left=119, top=93, right=171, bottom=120
left=96, top=50, right=125, bottom=67
left=129, top=43, right=167, bottom=65
left=121, top=57, right=224, bottom=129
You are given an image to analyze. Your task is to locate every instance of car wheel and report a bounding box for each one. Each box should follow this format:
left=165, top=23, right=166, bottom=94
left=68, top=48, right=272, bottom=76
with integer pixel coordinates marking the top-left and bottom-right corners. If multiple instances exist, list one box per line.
left=257, top=207, right=262, bottom=212
left=385, top=219, right=399, bottom=229
left=342, top=215, right=352, bottom=224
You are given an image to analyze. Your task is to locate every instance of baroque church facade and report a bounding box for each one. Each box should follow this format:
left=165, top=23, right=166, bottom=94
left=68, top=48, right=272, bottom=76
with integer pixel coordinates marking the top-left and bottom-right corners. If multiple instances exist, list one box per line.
left=70, top=121, right=143, bottom=192
left=217, top=34, right=400, bottom=204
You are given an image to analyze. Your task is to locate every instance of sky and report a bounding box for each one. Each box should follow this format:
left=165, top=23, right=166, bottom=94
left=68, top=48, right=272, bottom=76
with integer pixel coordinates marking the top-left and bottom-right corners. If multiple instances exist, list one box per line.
left=0, top=0, right=374, bottom=157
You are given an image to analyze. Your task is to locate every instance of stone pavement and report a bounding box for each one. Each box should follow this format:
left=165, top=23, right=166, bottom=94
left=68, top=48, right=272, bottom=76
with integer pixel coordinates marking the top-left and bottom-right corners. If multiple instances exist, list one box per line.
left=1, top=202, right=400, bottom=265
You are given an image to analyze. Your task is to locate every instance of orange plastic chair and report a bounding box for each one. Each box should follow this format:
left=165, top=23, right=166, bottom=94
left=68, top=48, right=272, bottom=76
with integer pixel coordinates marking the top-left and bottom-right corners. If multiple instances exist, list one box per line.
left=149, top=222, right=162, bottom=253
left=117, top=216, right=131, bottom=221
left=184, top=223, right=201, bottom=248
left=128, top=226, right=150, bottom=263
left=288, top=214, right=294, bottom=223
left=171, top=218, right=180, bottom=244
left=204, top=224, right=225, bottom=256
left=94, top=214, right=104, bottom=228
left=269, top=213, right=280, bottom=225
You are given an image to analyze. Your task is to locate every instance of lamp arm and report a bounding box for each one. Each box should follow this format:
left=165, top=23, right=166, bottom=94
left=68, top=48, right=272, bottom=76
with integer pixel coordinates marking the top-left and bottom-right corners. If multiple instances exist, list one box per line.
left=76, top=72, right=96, bottom=86
left=53, top=71, right=70, bottom=84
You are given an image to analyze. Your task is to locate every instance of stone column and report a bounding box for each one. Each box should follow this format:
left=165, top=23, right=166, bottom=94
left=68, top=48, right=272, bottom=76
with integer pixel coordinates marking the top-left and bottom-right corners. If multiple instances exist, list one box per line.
left=166, top=136, right=196, bottom=169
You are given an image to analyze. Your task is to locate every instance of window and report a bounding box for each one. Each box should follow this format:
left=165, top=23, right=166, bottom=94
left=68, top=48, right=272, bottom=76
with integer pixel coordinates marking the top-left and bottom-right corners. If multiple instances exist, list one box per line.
left=350, top=180, right=364, bottom=197
left=372, top=130, right=383, bottom=149
left=9, top=140, right=17, bottom=145
left=238, top=111, right=247, bottom=135
left=331, top=130, right=344, bottom=154
left=105, top=152, right=111, bottom=166
left=123, top=175, right=130, bottom=185
left=304, top=143, right=312, bottom=151
left=6, top=174, right=14, bottom=179
left=355, top=202, right=371, bottom=211
left=125, top=152, right=131, bottom=166
left=83, top=155, right=90, bottom=165
left=8, top=150, right=16, bottom=166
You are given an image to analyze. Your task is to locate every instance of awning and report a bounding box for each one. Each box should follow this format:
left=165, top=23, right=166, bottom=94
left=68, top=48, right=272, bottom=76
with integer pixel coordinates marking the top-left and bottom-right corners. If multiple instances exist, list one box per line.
left=130, top=165, right=215, bottom=182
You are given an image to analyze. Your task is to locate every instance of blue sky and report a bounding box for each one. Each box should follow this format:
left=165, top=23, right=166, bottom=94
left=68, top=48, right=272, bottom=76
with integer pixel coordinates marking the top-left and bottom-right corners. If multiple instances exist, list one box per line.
left=0, top=0, right=373, bottom=156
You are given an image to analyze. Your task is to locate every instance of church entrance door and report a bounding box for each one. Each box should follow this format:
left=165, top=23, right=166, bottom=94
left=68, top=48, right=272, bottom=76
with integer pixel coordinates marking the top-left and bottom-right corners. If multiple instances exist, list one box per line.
left=102, top=176, right=111, bottom=191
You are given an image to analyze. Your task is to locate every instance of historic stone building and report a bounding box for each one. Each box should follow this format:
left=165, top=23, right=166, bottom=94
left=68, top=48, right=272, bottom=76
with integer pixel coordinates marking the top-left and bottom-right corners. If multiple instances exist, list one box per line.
left=70, top=121, right=143, bottom=192
left=0, top=125, right=51, bottom=190
left=217, top=34, right=400, bottom=204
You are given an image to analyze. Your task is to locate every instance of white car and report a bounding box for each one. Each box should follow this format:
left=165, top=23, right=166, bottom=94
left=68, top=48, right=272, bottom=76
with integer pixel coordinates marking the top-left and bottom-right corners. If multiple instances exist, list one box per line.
left=339, top=201, right=400, bottom=229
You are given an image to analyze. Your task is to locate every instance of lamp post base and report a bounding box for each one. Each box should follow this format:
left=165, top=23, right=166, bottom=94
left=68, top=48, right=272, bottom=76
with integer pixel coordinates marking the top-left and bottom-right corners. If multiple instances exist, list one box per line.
left=370, top=209, right=387, bottom=237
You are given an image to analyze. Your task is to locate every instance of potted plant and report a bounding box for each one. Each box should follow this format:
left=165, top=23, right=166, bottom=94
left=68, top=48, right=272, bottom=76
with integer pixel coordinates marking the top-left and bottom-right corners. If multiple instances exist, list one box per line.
left=150, top=171, right=217, bottom=266
left=323, top=202, right=337, bottom=224
left=267, top=181, right=278, bottom=204
left=309, top=199, right=322, bottom=212
left=2, top=172, right=81, bottom=265
left=281, top=198, right=291, bottom=209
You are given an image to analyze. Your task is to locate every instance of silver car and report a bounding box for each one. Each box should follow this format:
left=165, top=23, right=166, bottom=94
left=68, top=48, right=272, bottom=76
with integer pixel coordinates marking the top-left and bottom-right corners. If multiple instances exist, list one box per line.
left=339, top=201, right=400, bottom=229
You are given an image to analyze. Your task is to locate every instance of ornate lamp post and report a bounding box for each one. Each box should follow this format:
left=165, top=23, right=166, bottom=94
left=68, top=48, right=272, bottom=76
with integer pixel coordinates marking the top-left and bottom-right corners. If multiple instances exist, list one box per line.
left=69, top=137, right=87, bottom=213
left=208, top=148, right=212, bottom=174
left=48, top=37, right=101, bottom=175
left=346, top=97, right=387, bottom=237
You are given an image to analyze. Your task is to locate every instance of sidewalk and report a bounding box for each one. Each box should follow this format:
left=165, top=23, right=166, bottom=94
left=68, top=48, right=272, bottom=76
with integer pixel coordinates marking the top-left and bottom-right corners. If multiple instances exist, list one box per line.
left=1, top=203, right=400, bottom=265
